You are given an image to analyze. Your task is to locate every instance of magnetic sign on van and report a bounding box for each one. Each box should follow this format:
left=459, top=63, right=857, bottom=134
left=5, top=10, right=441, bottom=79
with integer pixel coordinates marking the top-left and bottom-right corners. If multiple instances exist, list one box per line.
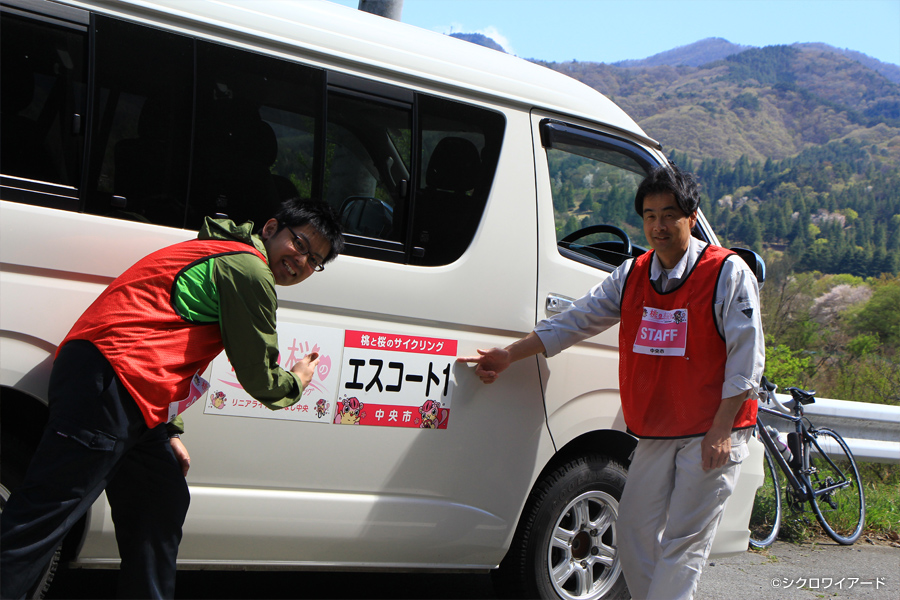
left=204, top=323, right=346, bottom=423
left=335, top=330, right=457, bottom=429
left=202, top=325, right=458, bottom=429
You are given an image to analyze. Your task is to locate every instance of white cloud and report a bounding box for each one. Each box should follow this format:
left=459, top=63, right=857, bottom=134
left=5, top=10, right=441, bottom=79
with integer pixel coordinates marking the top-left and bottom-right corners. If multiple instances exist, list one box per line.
left=478, top=26, right=514, bottom=54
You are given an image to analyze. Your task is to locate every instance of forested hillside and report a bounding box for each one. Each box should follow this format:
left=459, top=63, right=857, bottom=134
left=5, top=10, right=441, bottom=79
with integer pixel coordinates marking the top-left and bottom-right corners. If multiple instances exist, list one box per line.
left=537, top=46, right=900, bottom=164
left=683, top=140, right=900, bottom=277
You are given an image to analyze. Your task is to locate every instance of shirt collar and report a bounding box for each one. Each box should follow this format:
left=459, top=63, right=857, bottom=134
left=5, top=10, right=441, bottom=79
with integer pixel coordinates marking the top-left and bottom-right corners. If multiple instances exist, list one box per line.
left=650, top=236, right=708, bottom=282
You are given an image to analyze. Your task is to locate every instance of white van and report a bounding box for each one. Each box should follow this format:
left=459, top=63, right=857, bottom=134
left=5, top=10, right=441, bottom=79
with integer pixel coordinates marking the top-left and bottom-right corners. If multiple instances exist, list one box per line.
left=0, top=1, right=765, bottom=598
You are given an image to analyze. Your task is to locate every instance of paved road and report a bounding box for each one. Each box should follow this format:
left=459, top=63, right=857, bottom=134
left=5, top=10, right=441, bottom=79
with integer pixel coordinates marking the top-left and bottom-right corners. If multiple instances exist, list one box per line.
left=696, top=539, right=899, bottom=600
left=48, top=540, right=897, bottom=599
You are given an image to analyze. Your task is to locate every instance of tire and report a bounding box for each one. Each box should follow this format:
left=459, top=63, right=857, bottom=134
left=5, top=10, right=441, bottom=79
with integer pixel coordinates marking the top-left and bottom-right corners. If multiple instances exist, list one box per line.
left=494, top=454, right=630, bottom=600
left=748, top=444, right=781, bottom=549
left=0, top=436, right=61, bottom=600
left=804, top=428, right=865, bottom=545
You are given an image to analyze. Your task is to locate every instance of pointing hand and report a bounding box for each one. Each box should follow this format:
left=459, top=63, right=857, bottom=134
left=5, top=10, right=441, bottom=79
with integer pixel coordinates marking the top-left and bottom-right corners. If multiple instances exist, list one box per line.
left=456, top=348, right=511, bottom=384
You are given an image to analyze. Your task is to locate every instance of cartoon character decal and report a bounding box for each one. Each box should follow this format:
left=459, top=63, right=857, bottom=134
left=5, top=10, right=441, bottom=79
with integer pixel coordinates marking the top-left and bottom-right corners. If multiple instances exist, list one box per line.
left=333, top=396, right=365, bottom=425
left=314, top=399, right=330, bottom=419
left=417, top=399, right=449, bottom=429
left=209, top=391, right=227, bottom=410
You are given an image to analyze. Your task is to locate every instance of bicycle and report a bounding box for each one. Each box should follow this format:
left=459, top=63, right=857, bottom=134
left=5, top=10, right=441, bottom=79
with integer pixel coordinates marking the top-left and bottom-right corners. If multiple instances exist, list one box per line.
left=748, top=376, right=865, bottom=548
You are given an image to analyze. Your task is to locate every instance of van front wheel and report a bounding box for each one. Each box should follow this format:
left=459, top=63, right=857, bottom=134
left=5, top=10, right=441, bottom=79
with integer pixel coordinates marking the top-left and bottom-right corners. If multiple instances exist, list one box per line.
left=494, top=454, right=630, bottom=600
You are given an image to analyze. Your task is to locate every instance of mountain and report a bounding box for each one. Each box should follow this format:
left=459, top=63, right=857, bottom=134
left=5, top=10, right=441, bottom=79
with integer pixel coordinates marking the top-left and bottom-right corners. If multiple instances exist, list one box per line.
left=608, top=38, right=900, bottom=85
left=793, top=44, right=900, bottom=85
left=445, top=32, right=900, bottom=172
left=448, top=32, right=507, bottom=53
left=534, top=45, right=900, bottom=165
left=613, top=38, right=751, bottom=68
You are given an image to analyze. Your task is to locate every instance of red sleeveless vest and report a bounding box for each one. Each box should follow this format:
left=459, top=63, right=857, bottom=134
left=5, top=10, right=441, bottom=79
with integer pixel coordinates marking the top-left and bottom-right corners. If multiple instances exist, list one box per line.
left=59, top=239, right=267, bottom=428
left=618, top=245, right=756, bottom=438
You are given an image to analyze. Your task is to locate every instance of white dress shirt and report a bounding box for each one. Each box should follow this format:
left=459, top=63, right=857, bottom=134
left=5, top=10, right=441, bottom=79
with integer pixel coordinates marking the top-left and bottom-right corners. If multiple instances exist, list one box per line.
left=534, top=236, right=765, bottom=399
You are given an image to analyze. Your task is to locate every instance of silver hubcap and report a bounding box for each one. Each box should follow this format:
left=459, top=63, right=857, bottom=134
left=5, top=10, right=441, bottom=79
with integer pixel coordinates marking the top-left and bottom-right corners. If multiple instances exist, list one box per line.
left=547, top=490, right=621, bottom=600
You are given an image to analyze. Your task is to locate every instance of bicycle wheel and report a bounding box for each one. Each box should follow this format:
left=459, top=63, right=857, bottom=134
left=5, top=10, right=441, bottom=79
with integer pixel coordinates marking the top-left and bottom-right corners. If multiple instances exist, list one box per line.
left=804, top=428, right=865, bottom=545
left=748, top=443, right=781, bottom=549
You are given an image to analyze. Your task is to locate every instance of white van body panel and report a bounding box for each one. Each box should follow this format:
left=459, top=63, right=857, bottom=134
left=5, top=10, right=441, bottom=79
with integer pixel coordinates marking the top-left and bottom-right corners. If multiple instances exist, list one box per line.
left=712, top=435, right=765, bottom=555
left=0, top=0, right=761, bottom=580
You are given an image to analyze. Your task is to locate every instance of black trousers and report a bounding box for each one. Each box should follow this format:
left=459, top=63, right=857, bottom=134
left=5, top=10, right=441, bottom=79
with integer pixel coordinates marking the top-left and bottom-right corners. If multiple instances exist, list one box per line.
left=1, top=341, right=190, bottom=599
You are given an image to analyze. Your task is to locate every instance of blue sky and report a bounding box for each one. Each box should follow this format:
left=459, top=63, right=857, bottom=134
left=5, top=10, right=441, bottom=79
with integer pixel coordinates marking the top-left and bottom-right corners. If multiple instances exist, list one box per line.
left=326, top=0, right=900, bottom=66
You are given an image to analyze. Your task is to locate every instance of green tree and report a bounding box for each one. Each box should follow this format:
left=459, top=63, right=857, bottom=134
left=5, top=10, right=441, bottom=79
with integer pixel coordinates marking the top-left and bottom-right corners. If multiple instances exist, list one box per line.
left=850, top=277, right=900, bottom=347
left=579, top=190, right=595, bottom=213
left=764, top=342, right=811, bottom=388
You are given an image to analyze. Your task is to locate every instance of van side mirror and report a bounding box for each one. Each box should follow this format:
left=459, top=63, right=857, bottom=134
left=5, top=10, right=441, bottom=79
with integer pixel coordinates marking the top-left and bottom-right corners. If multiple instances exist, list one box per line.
left=339, top=196, right=394, bottom=238
left=729, top=247, right=766, bottom=290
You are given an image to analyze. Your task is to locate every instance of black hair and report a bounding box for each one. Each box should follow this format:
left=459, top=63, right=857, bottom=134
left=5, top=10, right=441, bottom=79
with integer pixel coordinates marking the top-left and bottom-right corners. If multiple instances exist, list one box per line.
left=634, top=164, right=701, bottom=217
left=272, top=198, right=345, bottom=264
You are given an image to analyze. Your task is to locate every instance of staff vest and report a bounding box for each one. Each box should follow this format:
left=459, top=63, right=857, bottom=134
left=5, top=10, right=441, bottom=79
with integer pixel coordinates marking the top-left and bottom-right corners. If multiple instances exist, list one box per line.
left=618, top=245, right=756, bottom=438
left=59, top=239, right=267, bottom=428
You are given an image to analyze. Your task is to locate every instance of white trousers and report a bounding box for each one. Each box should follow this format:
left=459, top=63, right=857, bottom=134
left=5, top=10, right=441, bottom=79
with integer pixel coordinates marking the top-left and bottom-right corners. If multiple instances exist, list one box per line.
left=617, top=430, right=750, bottom=600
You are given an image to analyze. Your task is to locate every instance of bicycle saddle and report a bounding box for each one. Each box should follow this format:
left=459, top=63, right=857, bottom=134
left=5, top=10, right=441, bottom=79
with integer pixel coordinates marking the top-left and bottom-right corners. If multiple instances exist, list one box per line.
left=784, top=387, right=816, bottom=405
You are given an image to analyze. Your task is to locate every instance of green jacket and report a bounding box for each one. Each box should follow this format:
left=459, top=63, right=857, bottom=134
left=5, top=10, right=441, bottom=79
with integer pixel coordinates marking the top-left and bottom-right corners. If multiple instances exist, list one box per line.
left=168, top=218, right=303, bottom=434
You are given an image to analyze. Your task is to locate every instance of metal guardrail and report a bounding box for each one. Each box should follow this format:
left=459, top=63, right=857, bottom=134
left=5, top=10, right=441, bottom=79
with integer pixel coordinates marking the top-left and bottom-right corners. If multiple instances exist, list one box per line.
left=758, top=394, right=900, bottom=464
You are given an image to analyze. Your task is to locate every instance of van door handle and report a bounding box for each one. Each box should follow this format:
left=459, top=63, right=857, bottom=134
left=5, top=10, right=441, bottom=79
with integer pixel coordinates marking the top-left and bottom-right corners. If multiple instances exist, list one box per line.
left=546, top=293, right=574, bottom=314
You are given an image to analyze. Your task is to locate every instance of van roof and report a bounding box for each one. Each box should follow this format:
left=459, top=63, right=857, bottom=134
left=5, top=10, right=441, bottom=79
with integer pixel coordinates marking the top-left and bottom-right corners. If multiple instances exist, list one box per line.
left=76, top=0, right=659, bottom=148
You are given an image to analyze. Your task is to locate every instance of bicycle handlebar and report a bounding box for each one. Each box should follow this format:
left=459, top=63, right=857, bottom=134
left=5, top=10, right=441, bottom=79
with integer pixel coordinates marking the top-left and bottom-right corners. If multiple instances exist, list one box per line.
left=759, top=375, right=795, bottom=415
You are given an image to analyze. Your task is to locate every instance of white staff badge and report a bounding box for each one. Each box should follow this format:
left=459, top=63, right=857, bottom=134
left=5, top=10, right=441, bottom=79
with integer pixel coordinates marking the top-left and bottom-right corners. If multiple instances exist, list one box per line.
left=633, top=306, right=688, bottom=357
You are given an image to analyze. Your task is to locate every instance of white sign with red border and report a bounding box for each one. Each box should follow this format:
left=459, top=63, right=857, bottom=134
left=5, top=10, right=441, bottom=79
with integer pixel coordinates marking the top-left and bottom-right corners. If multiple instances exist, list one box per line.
left=334, top=330, right=457, bottom=429
left=204, top=323, right=345, bottom=423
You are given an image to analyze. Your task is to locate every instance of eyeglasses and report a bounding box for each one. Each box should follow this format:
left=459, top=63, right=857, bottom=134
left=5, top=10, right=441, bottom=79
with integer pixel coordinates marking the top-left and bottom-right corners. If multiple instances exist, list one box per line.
left=284, top=225, right=325, bottom=272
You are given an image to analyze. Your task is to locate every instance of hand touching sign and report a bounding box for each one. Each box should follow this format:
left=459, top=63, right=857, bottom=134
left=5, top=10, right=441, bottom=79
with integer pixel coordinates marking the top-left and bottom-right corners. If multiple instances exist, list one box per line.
left=290, top=352, right=320, bottom=388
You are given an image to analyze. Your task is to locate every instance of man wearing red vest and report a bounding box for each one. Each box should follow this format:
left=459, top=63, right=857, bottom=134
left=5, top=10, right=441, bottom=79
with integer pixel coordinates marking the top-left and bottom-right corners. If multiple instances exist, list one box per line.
left=1, top=199, right=343, bottom=599
left=459, top=166, right=764, bottom=599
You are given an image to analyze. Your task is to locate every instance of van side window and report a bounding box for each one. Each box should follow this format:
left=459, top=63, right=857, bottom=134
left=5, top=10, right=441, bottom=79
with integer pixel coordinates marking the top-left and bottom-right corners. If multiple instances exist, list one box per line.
left=84, top=16, right=193, bottom=227
left=413, top=95, right=505, bottom=266
left=0, top=8, right=86, bottom=207
left=326, top=92, right=411, bottom=249
left=541, top=120, right=655, bottom=271
left=188, top=41, right=322, bottom=230
left=323, top=83, right=505, bottom=266
left=1, top=4, right=505, bottom=266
